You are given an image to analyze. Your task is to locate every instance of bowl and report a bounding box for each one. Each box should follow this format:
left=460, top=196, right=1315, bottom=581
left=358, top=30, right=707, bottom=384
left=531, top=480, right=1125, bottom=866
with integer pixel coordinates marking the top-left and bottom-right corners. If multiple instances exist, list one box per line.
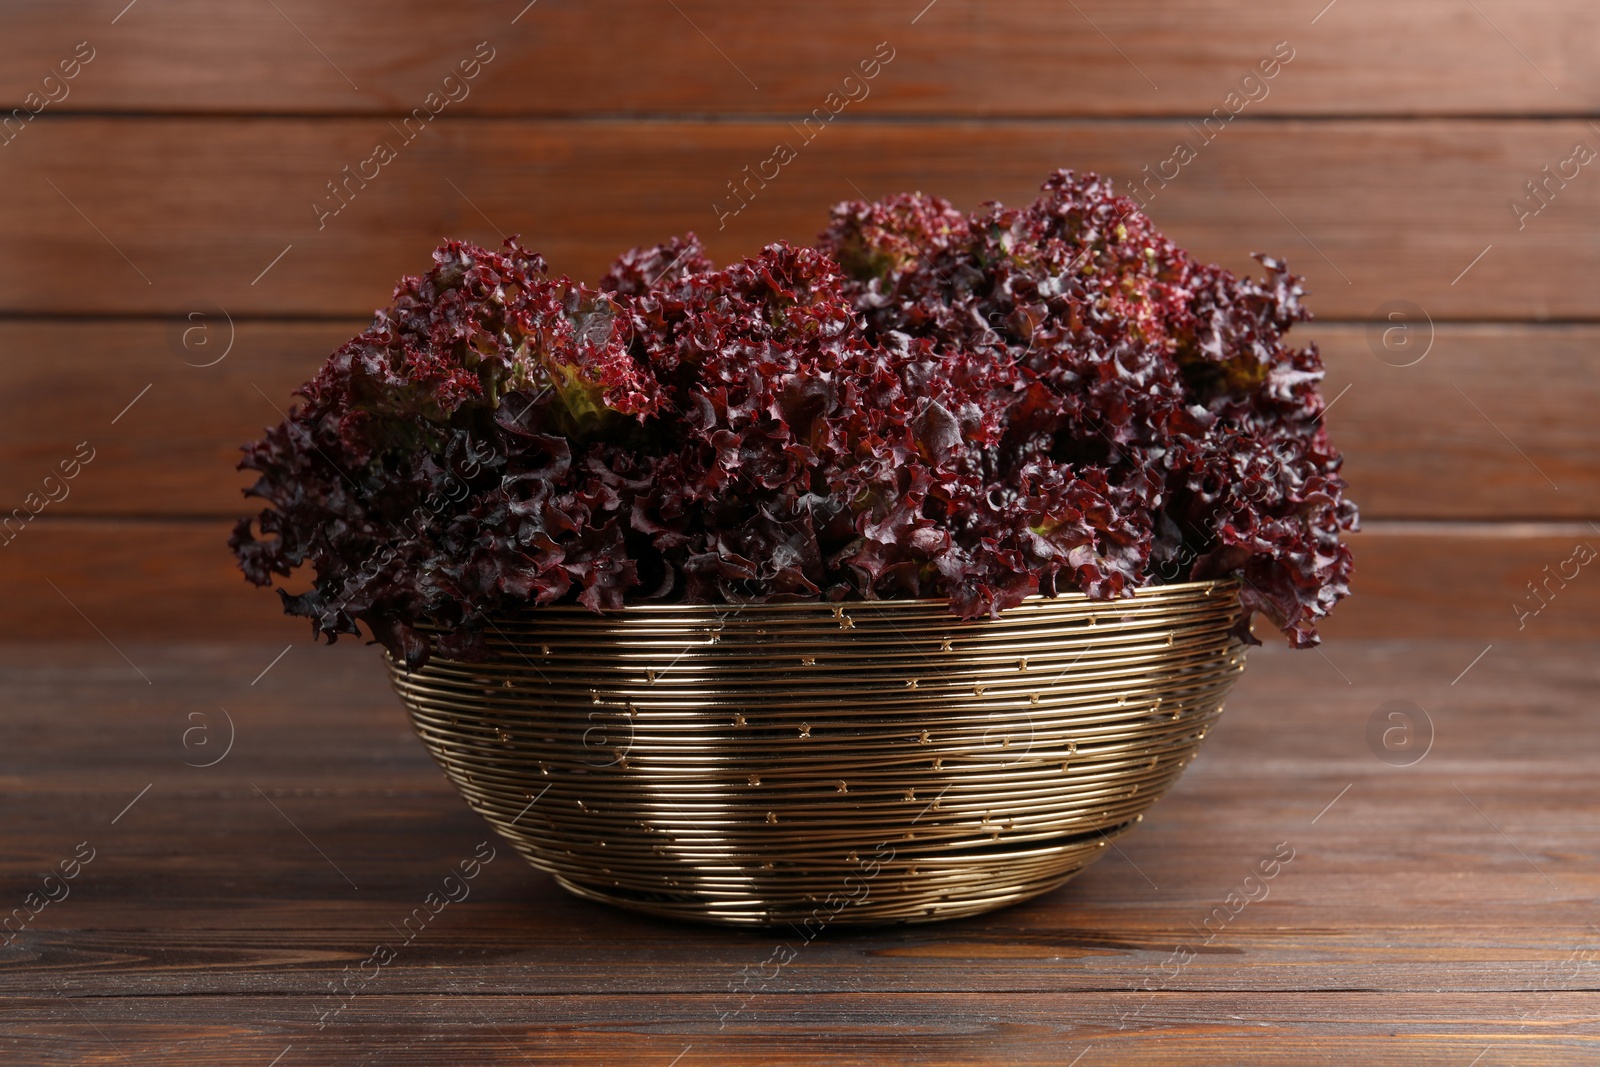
left=388, top=578, right=1245, bottom=926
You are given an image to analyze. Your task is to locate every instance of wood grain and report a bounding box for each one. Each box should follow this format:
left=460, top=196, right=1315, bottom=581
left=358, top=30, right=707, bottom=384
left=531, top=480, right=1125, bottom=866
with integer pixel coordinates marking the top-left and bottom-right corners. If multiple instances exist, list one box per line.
left=1, top=639, right=1596, bottom=1062
left=1, top=519, right=1594, bottom=641
left=1, top=320, right=1593, bottom=520
left=0, top=0, right=1591, bottom=118
left=1, top=993, right=1596, bottom=1065
left=4, top=118, right=1594, bottom=319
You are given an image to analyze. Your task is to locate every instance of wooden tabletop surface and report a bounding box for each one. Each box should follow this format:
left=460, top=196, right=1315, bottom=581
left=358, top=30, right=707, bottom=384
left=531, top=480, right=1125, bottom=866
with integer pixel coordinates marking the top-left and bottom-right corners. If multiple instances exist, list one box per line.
left=3, top=637, right=1596, bottom=1065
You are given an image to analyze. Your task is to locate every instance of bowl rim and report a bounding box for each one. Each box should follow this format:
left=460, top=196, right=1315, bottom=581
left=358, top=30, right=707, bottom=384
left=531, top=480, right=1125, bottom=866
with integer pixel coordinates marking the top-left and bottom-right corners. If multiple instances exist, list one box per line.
left=482, top=577, right=1242, bottom=619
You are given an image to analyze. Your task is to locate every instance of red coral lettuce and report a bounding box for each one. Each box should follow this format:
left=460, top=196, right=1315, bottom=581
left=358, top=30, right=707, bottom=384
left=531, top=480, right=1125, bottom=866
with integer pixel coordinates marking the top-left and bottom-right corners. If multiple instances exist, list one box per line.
left=232, top=171, right=1356, bottom=666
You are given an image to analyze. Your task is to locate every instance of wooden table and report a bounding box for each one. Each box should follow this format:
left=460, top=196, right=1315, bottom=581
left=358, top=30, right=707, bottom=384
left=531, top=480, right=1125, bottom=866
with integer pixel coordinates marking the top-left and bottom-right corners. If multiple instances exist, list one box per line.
left=3, top=638, right=1595, bottom=1064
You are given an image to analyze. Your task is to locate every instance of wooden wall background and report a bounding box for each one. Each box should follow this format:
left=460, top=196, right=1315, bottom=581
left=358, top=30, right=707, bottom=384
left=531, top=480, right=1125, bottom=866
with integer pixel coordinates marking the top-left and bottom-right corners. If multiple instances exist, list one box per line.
left=0, top=0, right=1595, bottom=644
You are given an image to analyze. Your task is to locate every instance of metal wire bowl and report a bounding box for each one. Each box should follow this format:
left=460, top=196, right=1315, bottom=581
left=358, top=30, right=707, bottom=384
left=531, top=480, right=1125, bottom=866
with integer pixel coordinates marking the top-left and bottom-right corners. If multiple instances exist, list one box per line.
left=387, top=579, right=1246, bottom=926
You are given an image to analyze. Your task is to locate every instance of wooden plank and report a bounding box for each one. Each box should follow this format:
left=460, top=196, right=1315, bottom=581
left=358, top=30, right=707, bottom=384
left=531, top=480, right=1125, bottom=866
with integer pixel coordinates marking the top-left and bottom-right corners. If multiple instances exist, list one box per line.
left=1308, top=323, right=1599, bottom=520
left=2, top=993, right=1597, bottom=1065
left=0, top=0, right=1591, bottom=118
left=2, top=118, right=1595, bottom=319
left=0, top=519, right=305, bottom=644
left=1316, top=523, right=1600, bottom=642
left=0, top=519, right=1594, bottom=643
left=0, top=319, right=355, bottom=519
left=2, top=321, right=1595, bottom=520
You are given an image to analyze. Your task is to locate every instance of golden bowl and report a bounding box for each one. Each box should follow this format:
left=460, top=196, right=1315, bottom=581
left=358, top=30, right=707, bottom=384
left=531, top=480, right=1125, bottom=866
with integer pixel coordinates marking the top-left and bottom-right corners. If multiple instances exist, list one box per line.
left=387, top=579, right=1245, bottom=926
